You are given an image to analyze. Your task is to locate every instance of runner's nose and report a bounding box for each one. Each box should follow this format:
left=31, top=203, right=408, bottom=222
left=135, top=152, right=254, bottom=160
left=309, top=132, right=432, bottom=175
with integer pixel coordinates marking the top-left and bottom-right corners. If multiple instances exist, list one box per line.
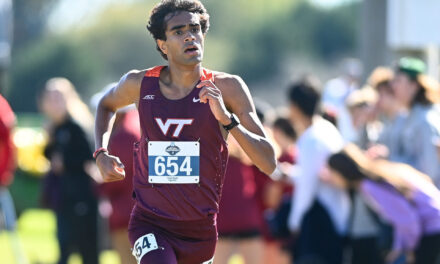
left=184, top=31, right=196, bottom=42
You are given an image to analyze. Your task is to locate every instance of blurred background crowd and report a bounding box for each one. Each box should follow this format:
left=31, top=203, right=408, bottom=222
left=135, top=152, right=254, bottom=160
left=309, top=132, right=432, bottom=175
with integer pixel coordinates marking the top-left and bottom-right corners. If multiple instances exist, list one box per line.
left=1, top=0, right=440, bottom=264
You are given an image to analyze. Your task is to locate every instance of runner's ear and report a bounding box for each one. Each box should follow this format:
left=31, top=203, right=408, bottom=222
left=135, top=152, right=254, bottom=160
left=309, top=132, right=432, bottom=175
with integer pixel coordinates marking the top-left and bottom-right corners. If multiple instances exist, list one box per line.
left=157, top=39, right=167, bottom=57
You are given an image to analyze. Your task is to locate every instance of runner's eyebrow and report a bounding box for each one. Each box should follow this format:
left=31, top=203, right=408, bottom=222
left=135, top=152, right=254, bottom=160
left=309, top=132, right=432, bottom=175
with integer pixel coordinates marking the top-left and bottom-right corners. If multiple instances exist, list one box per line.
left=170, top=25, right=186, bottom=31
left=170, top=23, right=200, bottom=31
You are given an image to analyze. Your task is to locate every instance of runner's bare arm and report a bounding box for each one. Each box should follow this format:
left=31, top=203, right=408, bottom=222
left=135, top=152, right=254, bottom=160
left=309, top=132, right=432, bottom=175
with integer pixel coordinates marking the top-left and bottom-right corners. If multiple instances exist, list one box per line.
left=94, top=70, right=144, bottom=182
left=197, top=74, right=276, bottom=175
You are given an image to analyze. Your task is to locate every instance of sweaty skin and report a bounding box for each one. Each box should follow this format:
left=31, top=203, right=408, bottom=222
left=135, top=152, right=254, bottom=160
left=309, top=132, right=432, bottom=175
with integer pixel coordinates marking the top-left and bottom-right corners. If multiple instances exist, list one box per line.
left=94, top=11, right=276, bottom=182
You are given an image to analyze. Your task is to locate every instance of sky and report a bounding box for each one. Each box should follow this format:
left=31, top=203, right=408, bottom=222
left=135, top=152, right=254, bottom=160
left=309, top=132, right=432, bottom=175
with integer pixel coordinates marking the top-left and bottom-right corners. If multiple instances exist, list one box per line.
left=47, top=0, right=137, bottom=32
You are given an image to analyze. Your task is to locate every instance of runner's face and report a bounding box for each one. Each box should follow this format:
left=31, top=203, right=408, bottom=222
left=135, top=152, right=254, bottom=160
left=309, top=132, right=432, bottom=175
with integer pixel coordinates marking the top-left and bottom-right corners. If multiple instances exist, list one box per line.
left=159, top=11, right=204, bottom=65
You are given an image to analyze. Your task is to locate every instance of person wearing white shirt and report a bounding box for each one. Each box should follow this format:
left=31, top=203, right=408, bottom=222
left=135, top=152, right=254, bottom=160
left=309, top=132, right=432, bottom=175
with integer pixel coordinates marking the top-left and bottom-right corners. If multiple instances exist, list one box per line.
left=283, top=77, right=350, bottom=264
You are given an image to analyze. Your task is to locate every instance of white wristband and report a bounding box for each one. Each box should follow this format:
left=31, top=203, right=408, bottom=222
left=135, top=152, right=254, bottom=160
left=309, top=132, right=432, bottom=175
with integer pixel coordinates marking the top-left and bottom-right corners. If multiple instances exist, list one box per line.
left=270, top=167, right=283, bottom=181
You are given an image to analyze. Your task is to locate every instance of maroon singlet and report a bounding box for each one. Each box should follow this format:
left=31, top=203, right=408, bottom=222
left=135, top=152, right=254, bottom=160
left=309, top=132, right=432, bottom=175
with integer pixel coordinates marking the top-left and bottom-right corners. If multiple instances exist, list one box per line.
left=132, top=66, right=229, bottom=221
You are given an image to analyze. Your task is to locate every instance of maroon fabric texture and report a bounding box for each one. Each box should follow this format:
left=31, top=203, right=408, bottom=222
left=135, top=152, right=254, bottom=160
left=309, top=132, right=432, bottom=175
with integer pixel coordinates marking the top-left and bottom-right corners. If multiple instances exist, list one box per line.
left=128, top=205, right=217, bottom=264
left=133, top=66, right=229, bottom=221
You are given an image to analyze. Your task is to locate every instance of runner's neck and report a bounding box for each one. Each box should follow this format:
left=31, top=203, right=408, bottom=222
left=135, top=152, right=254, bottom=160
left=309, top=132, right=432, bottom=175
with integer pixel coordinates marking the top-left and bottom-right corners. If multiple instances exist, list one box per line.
left=164, top=63, right=203, bottom=91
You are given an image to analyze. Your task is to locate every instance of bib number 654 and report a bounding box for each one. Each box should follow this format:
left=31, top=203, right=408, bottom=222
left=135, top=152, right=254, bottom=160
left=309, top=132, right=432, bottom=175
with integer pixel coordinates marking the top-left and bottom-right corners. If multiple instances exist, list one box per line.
left=154, top=156, right=192, bottom=176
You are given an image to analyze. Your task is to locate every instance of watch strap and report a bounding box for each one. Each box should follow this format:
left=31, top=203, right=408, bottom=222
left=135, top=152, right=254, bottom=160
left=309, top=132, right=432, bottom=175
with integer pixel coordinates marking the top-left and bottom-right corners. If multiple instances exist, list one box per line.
left=222, top=114, right=239, bottom=131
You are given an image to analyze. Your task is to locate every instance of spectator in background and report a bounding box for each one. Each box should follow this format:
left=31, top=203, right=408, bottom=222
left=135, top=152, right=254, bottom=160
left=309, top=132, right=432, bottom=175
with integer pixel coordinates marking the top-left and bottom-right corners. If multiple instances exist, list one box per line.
left=272, top=116, right=297, bottom=165
left=326, top=144, right=440, bottom=264
left=264, top=115, right=297, bottom=264
left=39, top=78, right=98, bottom=264
left=0, top=94, right=28, bottom=264
left=436, top=137, right=440, bottom=162
left=391, top=57, right=440, bottom=186
left=284, top=77, right=350, bottom=264
left=250, top=101, right=290, bottom=264
left=343, top=83, right=384, bottom=264
left=322, top=58, right=363, bottom=143
left=367, top=67, right=406, bottom=161
left=321, top=108, right=338, bottom=127
left=267, top=115, right=296, bottom=217
left=0, top=93, right=15, bottom=231
left=215, top=136, right=263, bottom=264
left=345, top=85, right=380, bottom=148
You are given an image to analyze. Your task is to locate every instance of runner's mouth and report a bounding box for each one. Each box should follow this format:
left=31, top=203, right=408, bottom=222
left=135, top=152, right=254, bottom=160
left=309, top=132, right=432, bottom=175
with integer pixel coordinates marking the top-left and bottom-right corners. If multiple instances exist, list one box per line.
left=184, top=46, right=199, bottom=53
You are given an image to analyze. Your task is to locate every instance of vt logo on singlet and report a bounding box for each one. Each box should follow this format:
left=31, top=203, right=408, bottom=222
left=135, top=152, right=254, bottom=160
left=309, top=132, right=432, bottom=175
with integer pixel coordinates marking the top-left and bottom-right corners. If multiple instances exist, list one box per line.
left=155, top=118, right=194, bottom=137
left=151, top=118, right=199, bottom=184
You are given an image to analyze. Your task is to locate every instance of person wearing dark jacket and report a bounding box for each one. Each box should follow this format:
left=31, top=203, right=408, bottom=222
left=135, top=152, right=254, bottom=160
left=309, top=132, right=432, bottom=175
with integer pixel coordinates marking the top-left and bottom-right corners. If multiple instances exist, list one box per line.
left=40, top=78, right=98, bottom=264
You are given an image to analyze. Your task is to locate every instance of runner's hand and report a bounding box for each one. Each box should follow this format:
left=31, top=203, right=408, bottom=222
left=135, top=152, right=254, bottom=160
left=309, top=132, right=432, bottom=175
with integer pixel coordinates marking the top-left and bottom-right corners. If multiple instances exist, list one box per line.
left=196, top=80, right=231, bottom=126
left=95, top=152, right=125, bottom=182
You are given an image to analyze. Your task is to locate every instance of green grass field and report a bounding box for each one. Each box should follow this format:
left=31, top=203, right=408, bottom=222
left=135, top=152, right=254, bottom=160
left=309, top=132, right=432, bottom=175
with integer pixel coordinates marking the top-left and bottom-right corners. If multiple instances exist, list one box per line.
left=0, top=209, right=243, bottom=264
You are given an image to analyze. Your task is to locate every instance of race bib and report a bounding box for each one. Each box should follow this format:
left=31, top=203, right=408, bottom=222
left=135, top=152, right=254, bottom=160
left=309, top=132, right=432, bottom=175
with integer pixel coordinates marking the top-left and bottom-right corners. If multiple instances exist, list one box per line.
left=148, top=141, right=200, bottom=184
left=132, top=233, right=159, bottom=264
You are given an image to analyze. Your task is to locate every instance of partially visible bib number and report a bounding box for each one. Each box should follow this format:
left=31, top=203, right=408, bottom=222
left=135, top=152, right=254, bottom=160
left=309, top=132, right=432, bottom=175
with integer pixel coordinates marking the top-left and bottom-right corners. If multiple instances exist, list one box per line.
left=132, top=233, right=158, bottom=264
left=148, top=141, right=200, bottom=184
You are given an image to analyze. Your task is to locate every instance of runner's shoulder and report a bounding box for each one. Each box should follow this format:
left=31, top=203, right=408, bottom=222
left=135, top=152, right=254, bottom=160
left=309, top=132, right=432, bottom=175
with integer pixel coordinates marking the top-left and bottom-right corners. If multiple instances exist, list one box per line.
left=212, top=71, right=245, bottom=90
left=120, top=69, right=148, bottom=88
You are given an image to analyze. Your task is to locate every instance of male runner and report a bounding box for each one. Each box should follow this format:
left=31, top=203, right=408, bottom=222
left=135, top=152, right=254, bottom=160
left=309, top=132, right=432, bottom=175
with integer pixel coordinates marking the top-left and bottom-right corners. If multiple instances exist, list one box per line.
left=94, top=1, right=276, bottom=263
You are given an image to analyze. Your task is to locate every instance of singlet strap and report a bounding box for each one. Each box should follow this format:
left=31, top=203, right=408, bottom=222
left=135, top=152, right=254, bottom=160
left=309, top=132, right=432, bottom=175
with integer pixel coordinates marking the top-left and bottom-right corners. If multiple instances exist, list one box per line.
left=144, top=66, right=165, bottom=78
left=144, top=66, right=215, bottom=82
left=201, top=68, right=215, bottom=82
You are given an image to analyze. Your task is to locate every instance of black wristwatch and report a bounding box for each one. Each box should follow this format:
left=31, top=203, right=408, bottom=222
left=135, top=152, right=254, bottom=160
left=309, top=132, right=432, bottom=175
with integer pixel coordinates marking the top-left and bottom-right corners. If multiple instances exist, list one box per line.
left=222, top=114, right=239, bottom=131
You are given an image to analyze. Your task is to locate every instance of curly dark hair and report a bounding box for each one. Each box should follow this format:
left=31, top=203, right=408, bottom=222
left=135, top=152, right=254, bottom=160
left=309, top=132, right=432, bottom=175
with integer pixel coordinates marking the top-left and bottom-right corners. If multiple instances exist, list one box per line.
left=147, top=0, right=210, bottom=60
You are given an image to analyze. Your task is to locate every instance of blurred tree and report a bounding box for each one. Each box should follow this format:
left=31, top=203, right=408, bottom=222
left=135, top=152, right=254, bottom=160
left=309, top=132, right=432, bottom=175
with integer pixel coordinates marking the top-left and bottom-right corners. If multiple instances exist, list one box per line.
left=7, top=0, right=359, bottom=112
left=9, top=37, right=100, bottom=111
left=308, top=3, right=358, bottom=60
left=0, top=0, right=13, bottom=94
left=229, top=1, right=359, bottom=82
left=12, top=0, right=57, bottom=49
left=73, top=3, right=162, bottom=86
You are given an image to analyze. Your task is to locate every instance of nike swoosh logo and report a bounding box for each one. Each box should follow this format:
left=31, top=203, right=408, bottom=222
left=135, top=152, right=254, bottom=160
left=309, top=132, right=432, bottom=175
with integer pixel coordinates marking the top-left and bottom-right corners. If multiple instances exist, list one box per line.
left=193, top=97, right=200, bottom=103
